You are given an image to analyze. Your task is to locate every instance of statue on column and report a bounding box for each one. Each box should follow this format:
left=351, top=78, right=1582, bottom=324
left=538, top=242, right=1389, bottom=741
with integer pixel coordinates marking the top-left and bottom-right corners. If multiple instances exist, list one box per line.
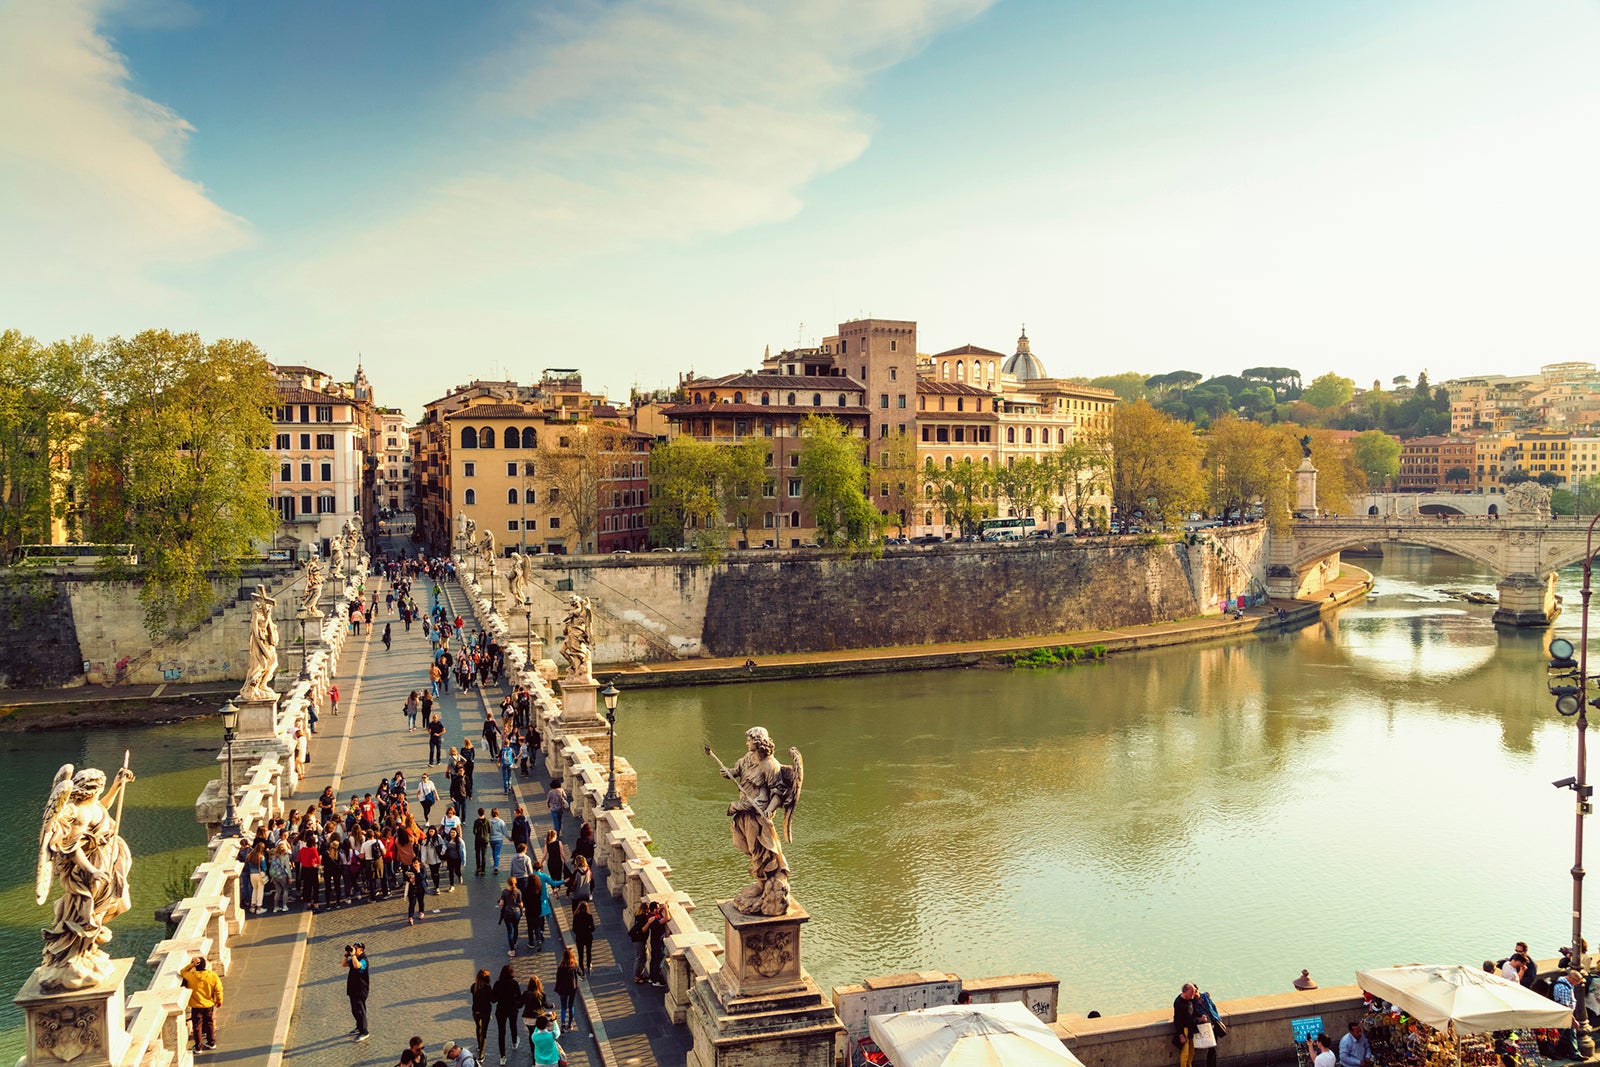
left=507, top=551, right=534, bottom=605
left=342, top=517, right=361, bottom=572
left=300, top=557, right=325, bottom=618
left=477, top=529, right=496, bottom=566
left=329, top=537, right=345, bottom=582
left=559, top=594, right=594, bottom=680
left=34, top=761, right=137, bottom=990
left=239, top=585, right=280, bottom=701
left=707, top=727, right=803, bottom=916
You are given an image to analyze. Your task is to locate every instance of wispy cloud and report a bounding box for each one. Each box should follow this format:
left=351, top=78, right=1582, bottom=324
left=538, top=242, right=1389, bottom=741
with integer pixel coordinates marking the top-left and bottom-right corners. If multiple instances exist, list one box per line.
left=288, top=0, right=995, bottom=298
left=0, top=0, right=247, bottom=299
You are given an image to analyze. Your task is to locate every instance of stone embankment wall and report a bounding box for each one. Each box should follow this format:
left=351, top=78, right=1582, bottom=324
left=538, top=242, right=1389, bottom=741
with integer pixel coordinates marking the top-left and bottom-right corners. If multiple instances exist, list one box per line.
left=538, top=527, right=1270, bottom=661
left=0, top=572, right=82, bottom=687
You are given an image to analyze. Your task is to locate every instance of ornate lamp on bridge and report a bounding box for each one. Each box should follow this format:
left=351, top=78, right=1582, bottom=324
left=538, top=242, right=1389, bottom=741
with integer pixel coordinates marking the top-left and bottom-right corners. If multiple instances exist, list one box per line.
left=219, top=699, right=241, bottom=839
left=1544, top=512, right=1600, bottom=1058
left=600, top=679, right=622, bottom=810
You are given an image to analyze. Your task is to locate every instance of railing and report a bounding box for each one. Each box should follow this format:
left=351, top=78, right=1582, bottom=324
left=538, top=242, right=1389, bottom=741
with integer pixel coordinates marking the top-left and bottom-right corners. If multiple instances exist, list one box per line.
left=458, top=563, right=722, bottom=1027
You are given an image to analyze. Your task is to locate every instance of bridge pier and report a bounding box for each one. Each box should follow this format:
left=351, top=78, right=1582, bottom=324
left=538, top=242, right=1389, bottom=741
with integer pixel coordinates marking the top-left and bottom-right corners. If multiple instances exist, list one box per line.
left=1493, top=572, right=1560, bottom=627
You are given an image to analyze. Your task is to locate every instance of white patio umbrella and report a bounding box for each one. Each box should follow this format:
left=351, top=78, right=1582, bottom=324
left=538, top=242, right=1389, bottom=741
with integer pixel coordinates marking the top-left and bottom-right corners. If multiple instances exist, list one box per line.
left=867, top=1001, right=1085, bottom=1067
left=1356, top=965, right=1575, bottom=1035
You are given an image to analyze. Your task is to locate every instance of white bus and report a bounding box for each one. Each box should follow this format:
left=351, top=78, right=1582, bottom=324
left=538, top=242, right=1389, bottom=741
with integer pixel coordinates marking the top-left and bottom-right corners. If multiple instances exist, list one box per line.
left=978, top=517, right=1035, bottom=541
left=9, top=544, right=139, bottom=567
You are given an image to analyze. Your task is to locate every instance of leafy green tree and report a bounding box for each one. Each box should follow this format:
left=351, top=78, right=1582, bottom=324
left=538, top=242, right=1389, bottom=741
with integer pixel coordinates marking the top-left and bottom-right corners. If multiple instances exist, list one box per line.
left=1108, top=400, right=1204, bottom=527
left=1303, top=373, right=1356, bottom=410
left=1352, top=431, right=1400, bottom=491
left=647, top=435, right=723, bottom=548
left=537, top=421, right=620, bottom=553
left=1203, top=415, right=1299, bottom=525
left=993, top=456, right=1055, bottom=525
left=83, top=330, right=277, bottom=636
left=1145, top=370, right=1203, bottom=394
left=1241, top=366, right=1303, bottom=400
left=1085, top=372, right=1150, bottom=402
left=1502, top=467, right=1531, bottom=486
left=1445, top=466, right=1471, bottom=486
left=721, top=437, right=769, bottom=547
left=923, top=457, right=994, bottom=536
left=796, top=415, right=881, bottom=549
left=1051, top=438, right=1111, bottom=532
left=1536, top=471, right=1563, bottom=488
left=0, top=331, right=91, bottom=554
left=872, top=430, right=919, bottom=535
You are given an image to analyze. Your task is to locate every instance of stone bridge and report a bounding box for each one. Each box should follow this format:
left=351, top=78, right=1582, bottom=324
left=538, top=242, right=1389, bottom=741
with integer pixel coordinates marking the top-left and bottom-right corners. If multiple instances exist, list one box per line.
left=1271, top=513, right=1599, bottom=625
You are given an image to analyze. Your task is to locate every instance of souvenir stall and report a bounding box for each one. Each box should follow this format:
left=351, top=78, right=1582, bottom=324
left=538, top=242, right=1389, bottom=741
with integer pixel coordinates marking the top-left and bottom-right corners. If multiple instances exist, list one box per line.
left=1355, top=966, right=1575, bottom=1067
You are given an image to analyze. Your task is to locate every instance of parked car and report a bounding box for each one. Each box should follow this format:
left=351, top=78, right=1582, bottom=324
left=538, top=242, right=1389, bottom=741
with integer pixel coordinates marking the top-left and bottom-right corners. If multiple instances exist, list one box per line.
left=910, top=534, right=945, bottom=545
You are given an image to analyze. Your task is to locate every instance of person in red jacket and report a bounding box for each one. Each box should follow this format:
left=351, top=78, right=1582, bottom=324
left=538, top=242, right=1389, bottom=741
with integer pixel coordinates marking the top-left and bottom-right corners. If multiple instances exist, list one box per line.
left=295, top=836, right=322, bottom=911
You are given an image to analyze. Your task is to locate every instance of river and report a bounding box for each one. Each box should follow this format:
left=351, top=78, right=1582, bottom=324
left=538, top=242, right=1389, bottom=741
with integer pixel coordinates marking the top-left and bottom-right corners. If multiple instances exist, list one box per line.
left=624, top=547, right=1589, bottom=1016
left=0, top=546, right=1587, bottom=1057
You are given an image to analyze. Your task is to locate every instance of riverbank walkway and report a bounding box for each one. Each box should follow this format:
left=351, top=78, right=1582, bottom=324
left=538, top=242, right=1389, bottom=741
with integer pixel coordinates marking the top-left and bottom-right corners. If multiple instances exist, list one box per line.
left=201, top=574, right=690, bottom=1067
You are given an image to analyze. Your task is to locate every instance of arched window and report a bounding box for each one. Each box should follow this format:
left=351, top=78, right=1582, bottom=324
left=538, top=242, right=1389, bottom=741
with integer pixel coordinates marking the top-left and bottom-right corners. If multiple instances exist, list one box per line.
left=504, top=425, right=519, bottom=447
left=957, top=398, right=964, bottom=412
left=734, top=392, right=744, bottom=404
left=480, top=426, right=495, bottom=449
left=988, top=360, right=996, bottom=383
left=694, top=392, right=704, bottom=404
left=507, top=488, right=519, bottom=504
left=463, top=489, right=476, bottom=505
left=790, top=511, right=800, bottom=528
left=945, top=456, right=954, bottom=470
left=837, top=394, right=847, bottom=407
left=924, top=511, right=933, bottom=525
left=941, top=362, right=950, bottom=381
left=1006, top=427, right=1016, bottom=444
left=982, top=456, right=990, bottom=467
left=956, top=360, right=965, bottom=382
left=1024, top=428, right=1034, bottom=444
left=787, top=393, right=796, bottom=406
left=812, top=394, right=822, bottom=407
left=761, top=392, right=770, bottom=405
left=460, top=426, right=478, bottom=449
left=1057, top=429, right=1065, bottom=444
left=522, top=427, right=537, bottom=449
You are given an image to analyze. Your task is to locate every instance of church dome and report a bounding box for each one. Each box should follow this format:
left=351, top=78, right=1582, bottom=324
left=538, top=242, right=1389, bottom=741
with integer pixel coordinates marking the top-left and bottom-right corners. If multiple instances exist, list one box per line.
left=1001, top=327, right=1046, bottom=381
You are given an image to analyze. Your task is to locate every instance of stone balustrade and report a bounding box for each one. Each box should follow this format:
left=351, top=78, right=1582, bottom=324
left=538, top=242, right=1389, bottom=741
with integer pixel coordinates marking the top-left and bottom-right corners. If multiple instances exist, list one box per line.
left=456, top=564, right=725, bottom=1031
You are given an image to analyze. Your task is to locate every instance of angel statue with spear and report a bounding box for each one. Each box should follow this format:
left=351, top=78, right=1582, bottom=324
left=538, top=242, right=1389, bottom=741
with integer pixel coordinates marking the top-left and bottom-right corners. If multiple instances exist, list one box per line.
left=705, top=728, right=802, bottom=916
left=34, top=754, right=136, bottom=990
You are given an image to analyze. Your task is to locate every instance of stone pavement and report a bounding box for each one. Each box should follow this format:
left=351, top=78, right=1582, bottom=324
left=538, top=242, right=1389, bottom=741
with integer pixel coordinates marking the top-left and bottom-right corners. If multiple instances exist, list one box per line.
left=207, top=572, right=689, bottom=1067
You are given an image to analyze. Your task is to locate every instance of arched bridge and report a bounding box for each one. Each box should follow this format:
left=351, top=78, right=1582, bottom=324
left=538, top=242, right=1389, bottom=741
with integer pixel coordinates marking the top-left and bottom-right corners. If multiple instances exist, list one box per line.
left=1272, top=514, right=1599, bottom=625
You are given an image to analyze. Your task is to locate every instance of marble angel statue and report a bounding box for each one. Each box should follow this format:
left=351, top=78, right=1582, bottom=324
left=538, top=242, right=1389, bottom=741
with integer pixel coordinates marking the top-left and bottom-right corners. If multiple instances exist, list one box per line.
left=506, top=550, right=535, bottom=606
left=706, top=727, right=803, bottom=915
left=239, top=585, right=279, bottom=700
left=559, top=594, right=594, bottom=680
left=299, top=556, right=325, bottom=618
left=35, top=759, right=136, bottom=990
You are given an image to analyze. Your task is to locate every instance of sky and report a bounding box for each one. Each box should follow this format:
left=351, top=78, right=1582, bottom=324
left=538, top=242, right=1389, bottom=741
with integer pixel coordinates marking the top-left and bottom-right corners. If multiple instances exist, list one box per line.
left=3, top=0, right=1599, bottom=420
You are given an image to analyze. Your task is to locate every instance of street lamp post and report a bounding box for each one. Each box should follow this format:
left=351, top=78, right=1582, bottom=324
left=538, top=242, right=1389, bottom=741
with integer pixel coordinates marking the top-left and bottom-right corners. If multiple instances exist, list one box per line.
left=525, top=605, right=537, bottom=662
left=298, top=616, right=309, bottom=680
left=219, top=699, right=240, bottom=839
left=600, top=680, right=622, bottom=810
left=1546, top=512, right=1600, bottom=1059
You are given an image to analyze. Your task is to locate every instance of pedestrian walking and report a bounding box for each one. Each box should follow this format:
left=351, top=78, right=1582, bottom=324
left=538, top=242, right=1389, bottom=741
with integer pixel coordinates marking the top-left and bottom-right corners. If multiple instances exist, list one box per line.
left=461, top=739, right=477, bottom=798
left=546, top=779, right=569, bottom=838
left=344, top=943, right=371, bottom=1042
left=542, top=829, right=566, bottom=882
left=382, top=622, right=392, bottom=650
left=443, top=826, right=464, bottom=890
left=572, top=899, right=596, bottom=976
left=404, top=859, right=427, bottom=925
left=180, top=955, right=222, bottom=1052
left=470, top=969, right=494, bottom=1061
left=493, top=964, right=522, bottom=1064
left=428, top=713, right=446, bottom=764
left=556, top=946, right=580, bottom=1031
left=522, top=975, right=553, bottom=1035
left=473, top=808, right=489, bottom=876
left=487, top=808, right=507, bottom=873
left=418, top=773, right=438, bottom=822
left=497, top=878, right=525, bottom=958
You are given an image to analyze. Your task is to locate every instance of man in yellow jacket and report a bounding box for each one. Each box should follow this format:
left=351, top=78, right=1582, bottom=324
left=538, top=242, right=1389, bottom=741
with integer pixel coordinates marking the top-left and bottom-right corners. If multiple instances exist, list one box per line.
left=180, top=955, right=223, bottom=1051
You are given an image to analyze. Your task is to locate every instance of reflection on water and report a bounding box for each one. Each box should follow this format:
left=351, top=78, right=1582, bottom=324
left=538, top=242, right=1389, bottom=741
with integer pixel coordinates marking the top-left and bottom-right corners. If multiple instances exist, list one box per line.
left=0, top=719, right=217, bottom=1062
left=626, top=548, right=1590, bottom=1015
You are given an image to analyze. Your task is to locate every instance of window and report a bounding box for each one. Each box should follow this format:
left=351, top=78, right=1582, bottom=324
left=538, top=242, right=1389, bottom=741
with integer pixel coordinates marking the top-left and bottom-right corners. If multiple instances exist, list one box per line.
left=525, top=489, right=536, bottom=504
left=880, top=425, right=889, bottom=438
left=300, top=494, right=312, bottom=514
left=921, top=427, right=930, bottom=442
left=761, top=393, right=770, bottom=405
left=525, top=518, right=536, bottom=530
left=954, top=428, right=965, bottom=443
left=508, top=520, right=519, bottom=532
left=787, top=393, right=796, bottom=406
left=463, top=462, right=476, bottom=477
left=812, top=394, right=822, bottom=407
left=936, top=427, right=949, bottom=442
left=518, top=428, right=534, bottom=448
left=315, top=405, right=332, bottom=423
left=317, top=433, right=334, bottom=449
left=508, top=488, right=519, bottom=504
left=549, top=517, right=560, bottom=529
left=299, top=433, right=311, bottom=449
left=880, top=394, right=889, bottom=408
left=549, top=488, right=560, bottom=503
left=461, top=427, right=478, bottom=449
left=1007, top=427, right=1016, bottom=444
left=280, top=462, right=292, bottom=482
left=734, top=392, right=744, bottom=403
left=838, top=395, right=847, bottom=407
left=791, top=511, right=800, bottom=528
left=317, top=495, right=336, bottom=514
left=789, top=454, right=800, bottom=468
left=1024, top=428, right=1034, bottom=444
left=613, top=491, right=622, bottom=508
left=788, top=478, right=802, bottom=497
left=480, top=427, right=496, bottom=449
left=890, top=340, right=897, bottom=352
left=763, top=512, right=774, bottom=528
left=299, top=462, right=312, bottom=481
left=278, top=496, right=295, bottom=521
left=763, top=420, right=774, bottom=437
left=464, top=489, right=477, bottom=505
left=299, top=405, right=309, bottom=422
left=276, top=406, right=293, bottom=422
left=507, top=462, right=518, bottom=477
left=957, top=398, right=964, bottom=412
left=897, top=394, right=906, bottom=408
left=320, top=462, right=332, bottom=481
left=763, top=480, right=775, bottom=498
left=945, top=456, right=954, bottom=470
left=276, top=433, right=290, bottom=449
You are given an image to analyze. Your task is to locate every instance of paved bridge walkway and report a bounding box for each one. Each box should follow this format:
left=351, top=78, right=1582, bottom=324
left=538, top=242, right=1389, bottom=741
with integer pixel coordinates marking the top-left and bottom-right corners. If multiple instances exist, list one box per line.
left=204, top=573, right=690, bottom=1067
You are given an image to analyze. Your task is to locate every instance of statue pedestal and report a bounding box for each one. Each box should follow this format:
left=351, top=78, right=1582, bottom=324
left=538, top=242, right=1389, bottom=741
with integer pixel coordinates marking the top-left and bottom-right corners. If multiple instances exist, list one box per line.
left=1295, top=457, right=1319, bottom=518
left=234, top=695, right=280, bottom=741
left=554, top=676, right=611, bottom=769
left=687, top=900, right=843, bottom=1067
left=14, top=958, right=132, bottom=1067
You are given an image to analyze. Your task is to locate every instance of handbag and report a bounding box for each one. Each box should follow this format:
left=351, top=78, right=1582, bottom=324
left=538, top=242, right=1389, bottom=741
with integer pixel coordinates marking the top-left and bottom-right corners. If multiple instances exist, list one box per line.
left=1194, top=1022, right=1217, bottom=1049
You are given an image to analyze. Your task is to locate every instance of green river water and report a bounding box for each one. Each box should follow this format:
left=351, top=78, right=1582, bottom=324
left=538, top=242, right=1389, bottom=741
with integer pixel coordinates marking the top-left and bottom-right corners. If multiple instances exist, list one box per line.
left=0, top=546, right=1590, bottom=1062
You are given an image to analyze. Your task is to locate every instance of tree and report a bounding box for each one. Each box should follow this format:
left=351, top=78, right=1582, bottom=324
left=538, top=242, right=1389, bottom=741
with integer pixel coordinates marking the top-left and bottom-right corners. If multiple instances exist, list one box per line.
left=1086, top=372, right=1150, bottom=402
left=646, top=435, right=722, bottom=548
left=1502, top=468, right=1531, bottom=486
left=1536, top=471, right=1563, bottom=488
left=1051, top=438, right=1111, bottom=532
left=1145, top=370, right=1203, bottom=394
left=796, top=415, right=881, bottom=549
left=872, top=430, right=919, bottom=535
left=0, top=331, right=90, bottom=555
left=538, top=421, right=622, bottom=553
left=923, top=457, right=994, bottom=536
left=992, top=456, right=1055, bottom=526
left=722, top=437, right=768, bottom=547
left=1107, top=400, right=1204, bottom=527
left=1445, top=466, right=1471, bottom=486
left=1352, top=431, right=1400, bottom=491
left=83, top=330, right=277, bottom=636
left=1303, top=373, right=1356, bottom=410
left=1298, top=427, right=1363, bottom=515
left=1203, top=415, right=1299, bottom=525
left=1241, top=366, right=1303, bottom=400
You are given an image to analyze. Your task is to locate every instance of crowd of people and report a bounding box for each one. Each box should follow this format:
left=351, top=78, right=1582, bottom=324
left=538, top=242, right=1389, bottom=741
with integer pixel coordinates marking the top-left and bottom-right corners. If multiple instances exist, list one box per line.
left=223, top=555, right=623, bottom=1065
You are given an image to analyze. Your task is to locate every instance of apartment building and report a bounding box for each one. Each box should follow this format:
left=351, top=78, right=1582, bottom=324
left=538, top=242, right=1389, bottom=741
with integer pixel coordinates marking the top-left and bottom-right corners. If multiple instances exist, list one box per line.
left=268, top=364, right=375, bottom=559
